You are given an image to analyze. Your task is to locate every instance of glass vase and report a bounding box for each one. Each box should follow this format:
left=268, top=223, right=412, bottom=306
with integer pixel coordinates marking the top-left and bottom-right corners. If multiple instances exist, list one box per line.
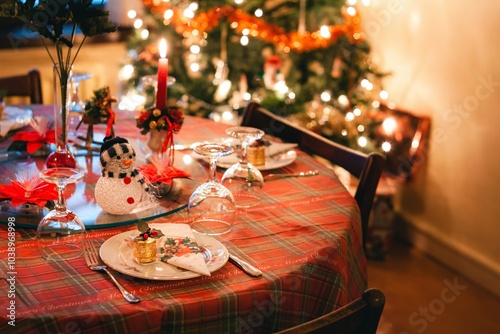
left=46, top=63, right=77, bottom=168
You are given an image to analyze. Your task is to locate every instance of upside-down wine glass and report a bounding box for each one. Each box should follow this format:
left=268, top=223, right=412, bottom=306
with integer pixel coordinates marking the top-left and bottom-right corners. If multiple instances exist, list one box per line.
left=188, top=143, right=236, bottom=236
left=221, top=126, right=265, bottom=208
left=36, top=167, right=85, bottom=261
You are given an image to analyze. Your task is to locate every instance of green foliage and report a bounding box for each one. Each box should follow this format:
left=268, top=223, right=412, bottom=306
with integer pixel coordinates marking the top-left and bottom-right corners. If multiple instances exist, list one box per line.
left=1, top=1, right=117, bottom=45
left=83, top=86, right=116, bottom=123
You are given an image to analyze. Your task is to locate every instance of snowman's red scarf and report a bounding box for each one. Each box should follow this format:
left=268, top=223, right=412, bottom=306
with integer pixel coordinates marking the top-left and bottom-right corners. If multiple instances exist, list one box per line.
left=101, top=169, right=149, bottom=192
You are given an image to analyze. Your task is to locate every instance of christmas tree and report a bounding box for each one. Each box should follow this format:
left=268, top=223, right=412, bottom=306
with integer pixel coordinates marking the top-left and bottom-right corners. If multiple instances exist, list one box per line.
left=119, top=0, right=390, bottom=153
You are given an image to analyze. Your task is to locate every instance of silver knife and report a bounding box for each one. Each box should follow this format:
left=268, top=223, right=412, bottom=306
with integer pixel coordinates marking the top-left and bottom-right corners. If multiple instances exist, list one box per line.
left=228, top=253, right=262, bottom=277
left=264, top=170, right=319, bottom=180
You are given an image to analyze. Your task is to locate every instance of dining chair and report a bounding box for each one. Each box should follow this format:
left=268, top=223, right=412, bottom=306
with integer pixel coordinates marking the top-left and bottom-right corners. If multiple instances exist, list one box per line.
left=240, top=102, right=385, bottom=249
left=274, top=288, right=385, bottom=334
left=0, top=69, right=43, bottom=104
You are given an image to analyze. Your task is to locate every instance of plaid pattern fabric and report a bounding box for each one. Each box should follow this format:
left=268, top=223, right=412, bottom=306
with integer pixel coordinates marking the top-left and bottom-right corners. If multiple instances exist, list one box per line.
left=0, top=107, right=367, bottom=333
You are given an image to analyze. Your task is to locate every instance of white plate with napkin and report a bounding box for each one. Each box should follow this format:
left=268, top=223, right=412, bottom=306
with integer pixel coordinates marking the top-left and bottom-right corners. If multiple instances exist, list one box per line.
left=0, top=106, right=33, bottom=137
left=194, top=137, right=298, bottom=171
left=100, top=223, right=228, bottom=280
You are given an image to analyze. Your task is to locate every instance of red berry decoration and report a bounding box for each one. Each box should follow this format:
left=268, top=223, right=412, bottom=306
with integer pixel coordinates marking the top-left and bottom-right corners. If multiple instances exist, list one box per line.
left=134, top=221, right=165, bottom=242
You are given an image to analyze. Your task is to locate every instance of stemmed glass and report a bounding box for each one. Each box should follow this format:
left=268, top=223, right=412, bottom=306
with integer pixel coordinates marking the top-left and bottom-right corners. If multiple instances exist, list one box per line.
left=36, top=167, right=85, bottom=261
left=68, top=72, right=92, bottom=137
left=221, top=126, right=265, bottom=208
left=69, top=72, right=92, bottom=113
left=188, top=143, right=236, bottom=236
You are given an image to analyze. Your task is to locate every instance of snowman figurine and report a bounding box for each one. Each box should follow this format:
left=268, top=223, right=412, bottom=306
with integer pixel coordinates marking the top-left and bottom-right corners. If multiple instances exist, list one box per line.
left=95, top=136, right=150, bottom=215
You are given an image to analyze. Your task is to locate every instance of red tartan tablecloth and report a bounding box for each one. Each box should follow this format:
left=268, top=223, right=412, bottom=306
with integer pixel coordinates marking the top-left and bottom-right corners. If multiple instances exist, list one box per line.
left=0, top=106, right=367, bottom=333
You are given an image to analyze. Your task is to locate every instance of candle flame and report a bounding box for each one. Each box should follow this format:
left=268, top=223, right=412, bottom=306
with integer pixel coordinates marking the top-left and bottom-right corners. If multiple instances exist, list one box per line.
left=159, top=39, right=167, bottom=58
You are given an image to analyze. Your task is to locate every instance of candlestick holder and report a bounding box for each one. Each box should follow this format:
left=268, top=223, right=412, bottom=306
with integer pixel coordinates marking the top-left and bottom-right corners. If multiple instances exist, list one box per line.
left=137, top=75, right=176, bottom=109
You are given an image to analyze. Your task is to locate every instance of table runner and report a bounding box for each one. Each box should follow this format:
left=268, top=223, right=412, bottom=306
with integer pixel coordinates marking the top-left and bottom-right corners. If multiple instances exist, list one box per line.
left=0, top=106, right=367, bottom=333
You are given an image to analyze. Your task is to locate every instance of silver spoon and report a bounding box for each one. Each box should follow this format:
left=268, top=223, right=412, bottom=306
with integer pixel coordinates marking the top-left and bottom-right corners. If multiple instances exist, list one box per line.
left=264, top=170, right=319, bottom=180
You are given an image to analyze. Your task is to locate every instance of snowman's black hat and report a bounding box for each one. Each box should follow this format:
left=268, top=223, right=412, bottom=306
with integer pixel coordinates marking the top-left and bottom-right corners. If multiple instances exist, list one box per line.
left=100, top=136, right=129, bottom=154
left=100, top=136, right=134, bottom=168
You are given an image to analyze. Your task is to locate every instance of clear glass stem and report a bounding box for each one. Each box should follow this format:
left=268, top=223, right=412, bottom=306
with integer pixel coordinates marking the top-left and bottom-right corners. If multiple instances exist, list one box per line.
left=55, top=184, right=67, bottom=212
left=72, top=81, right=80, bottom=101
left=209, top=157, right=218, bottom=183
left=240, top=139, right=249, bottom=168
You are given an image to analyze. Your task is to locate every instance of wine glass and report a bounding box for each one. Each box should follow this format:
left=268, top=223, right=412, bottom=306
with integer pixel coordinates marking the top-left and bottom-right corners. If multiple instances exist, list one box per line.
left=68, top=72, right=92, bottom=137
left=69, top=72, right=92, bottom=113
left=36, top=167, right=85, bottom=261
left=221, top=126, right=265, bottom=208
left=188, top=143, right=236, bottom=236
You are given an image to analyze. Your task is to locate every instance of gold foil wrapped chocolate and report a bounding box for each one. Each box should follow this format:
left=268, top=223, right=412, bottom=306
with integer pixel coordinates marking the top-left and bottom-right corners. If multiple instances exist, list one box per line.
left=247, top=146, right=265, bottom=166
left=133, top=238, right=157, bottom=263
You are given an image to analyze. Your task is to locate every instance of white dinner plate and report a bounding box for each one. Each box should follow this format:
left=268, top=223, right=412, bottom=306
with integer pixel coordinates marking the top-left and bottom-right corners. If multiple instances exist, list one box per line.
left=217, top=149, right=297, bottom=171
left=99, top=224, right=229, bottom=280
left=195, top=137, right=297, bottom=171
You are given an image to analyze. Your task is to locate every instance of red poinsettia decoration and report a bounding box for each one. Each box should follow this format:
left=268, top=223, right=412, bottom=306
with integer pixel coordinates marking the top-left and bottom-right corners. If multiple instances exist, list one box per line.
left=12, top=129, right=56, bottom=154
left=11, top=117, right=56, bottom=154
left=138, top=154, right=190, bottom=184
left=0, top=172, right=58, bottom=207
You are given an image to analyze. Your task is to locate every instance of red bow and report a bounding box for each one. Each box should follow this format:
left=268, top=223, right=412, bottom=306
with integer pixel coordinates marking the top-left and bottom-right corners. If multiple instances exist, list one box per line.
left=12, top=130, right=56, bottom=154
left=0, top=180, right=58, bottom=207
left=106, top=109, right=116, bottom=137
left=161, top=118, right=175, bottom=164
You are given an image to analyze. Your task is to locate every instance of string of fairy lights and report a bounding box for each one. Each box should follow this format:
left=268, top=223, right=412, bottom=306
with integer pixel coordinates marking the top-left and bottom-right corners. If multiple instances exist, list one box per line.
left=118, top=0, right=399, bottom=154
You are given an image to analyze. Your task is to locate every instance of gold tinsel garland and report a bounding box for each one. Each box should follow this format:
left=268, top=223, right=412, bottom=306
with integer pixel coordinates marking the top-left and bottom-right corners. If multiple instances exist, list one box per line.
left=142, top=1, right=363, bottom=52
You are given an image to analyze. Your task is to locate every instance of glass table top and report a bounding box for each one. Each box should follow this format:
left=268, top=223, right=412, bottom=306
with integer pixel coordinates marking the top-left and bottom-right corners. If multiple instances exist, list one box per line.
left=0, top=148, right=208, bottom=229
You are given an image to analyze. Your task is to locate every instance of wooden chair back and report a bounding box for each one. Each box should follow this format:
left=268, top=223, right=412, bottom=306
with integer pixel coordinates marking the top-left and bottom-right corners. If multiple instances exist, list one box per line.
left=0, top=69, right=43, bottom=104
left=275, top=288, right=385, bottom=334
left=241, top=102, right=385, bottom=248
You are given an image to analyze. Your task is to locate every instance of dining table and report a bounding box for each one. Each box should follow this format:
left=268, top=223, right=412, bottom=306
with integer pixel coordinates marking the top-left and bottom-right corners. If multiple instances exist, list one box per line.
left=0, top=105, right=367, bottom=333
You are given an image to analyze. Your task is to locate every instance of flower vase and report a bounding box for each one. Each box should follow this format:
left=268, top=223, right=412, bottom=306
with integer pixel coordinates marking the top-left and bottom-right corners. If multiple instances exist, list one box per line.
left=46, top=64, right=77, bottom=168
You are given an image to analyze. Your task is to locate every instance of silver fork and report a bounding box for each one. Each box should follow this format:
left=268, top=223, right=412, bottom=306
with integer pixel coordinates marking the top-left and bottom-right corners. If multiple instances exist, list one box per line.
left=82, top=240, right=140, bottom=303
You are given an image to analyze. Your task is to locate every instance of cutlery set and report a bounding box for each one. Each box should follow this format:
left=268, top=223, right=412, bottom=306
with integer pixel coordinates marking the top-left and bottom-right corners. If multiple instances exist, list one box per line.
left=83, top=239, right=263, bottom=303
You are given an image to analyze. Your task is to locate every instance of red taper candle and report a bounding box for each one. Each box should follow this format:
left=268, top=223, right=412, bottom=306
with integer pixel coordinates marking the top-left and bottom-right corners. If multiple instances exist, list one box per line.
left=156, top=39, right=168, bottom=109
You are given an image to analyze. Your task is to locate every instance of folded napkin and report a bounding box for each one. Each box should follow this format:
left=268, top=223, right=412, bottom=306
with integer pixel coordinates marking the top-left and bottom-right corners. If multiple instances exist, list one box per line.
left=218, top=142, right=297, bottom=165
left=0, top=120, right=16, bottom=137
left=0, top=106, right=32, bottom=137
left=160, top=223, right=210, bottom=276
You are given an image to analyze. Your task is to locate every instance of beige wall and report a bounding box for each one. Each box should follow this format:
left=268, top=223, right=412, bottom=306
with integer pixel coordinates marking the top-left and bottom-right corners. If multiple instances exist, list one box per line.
left=0, top=42, right=125, bottom=104
left=361, top=0, right=500, bottom=295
